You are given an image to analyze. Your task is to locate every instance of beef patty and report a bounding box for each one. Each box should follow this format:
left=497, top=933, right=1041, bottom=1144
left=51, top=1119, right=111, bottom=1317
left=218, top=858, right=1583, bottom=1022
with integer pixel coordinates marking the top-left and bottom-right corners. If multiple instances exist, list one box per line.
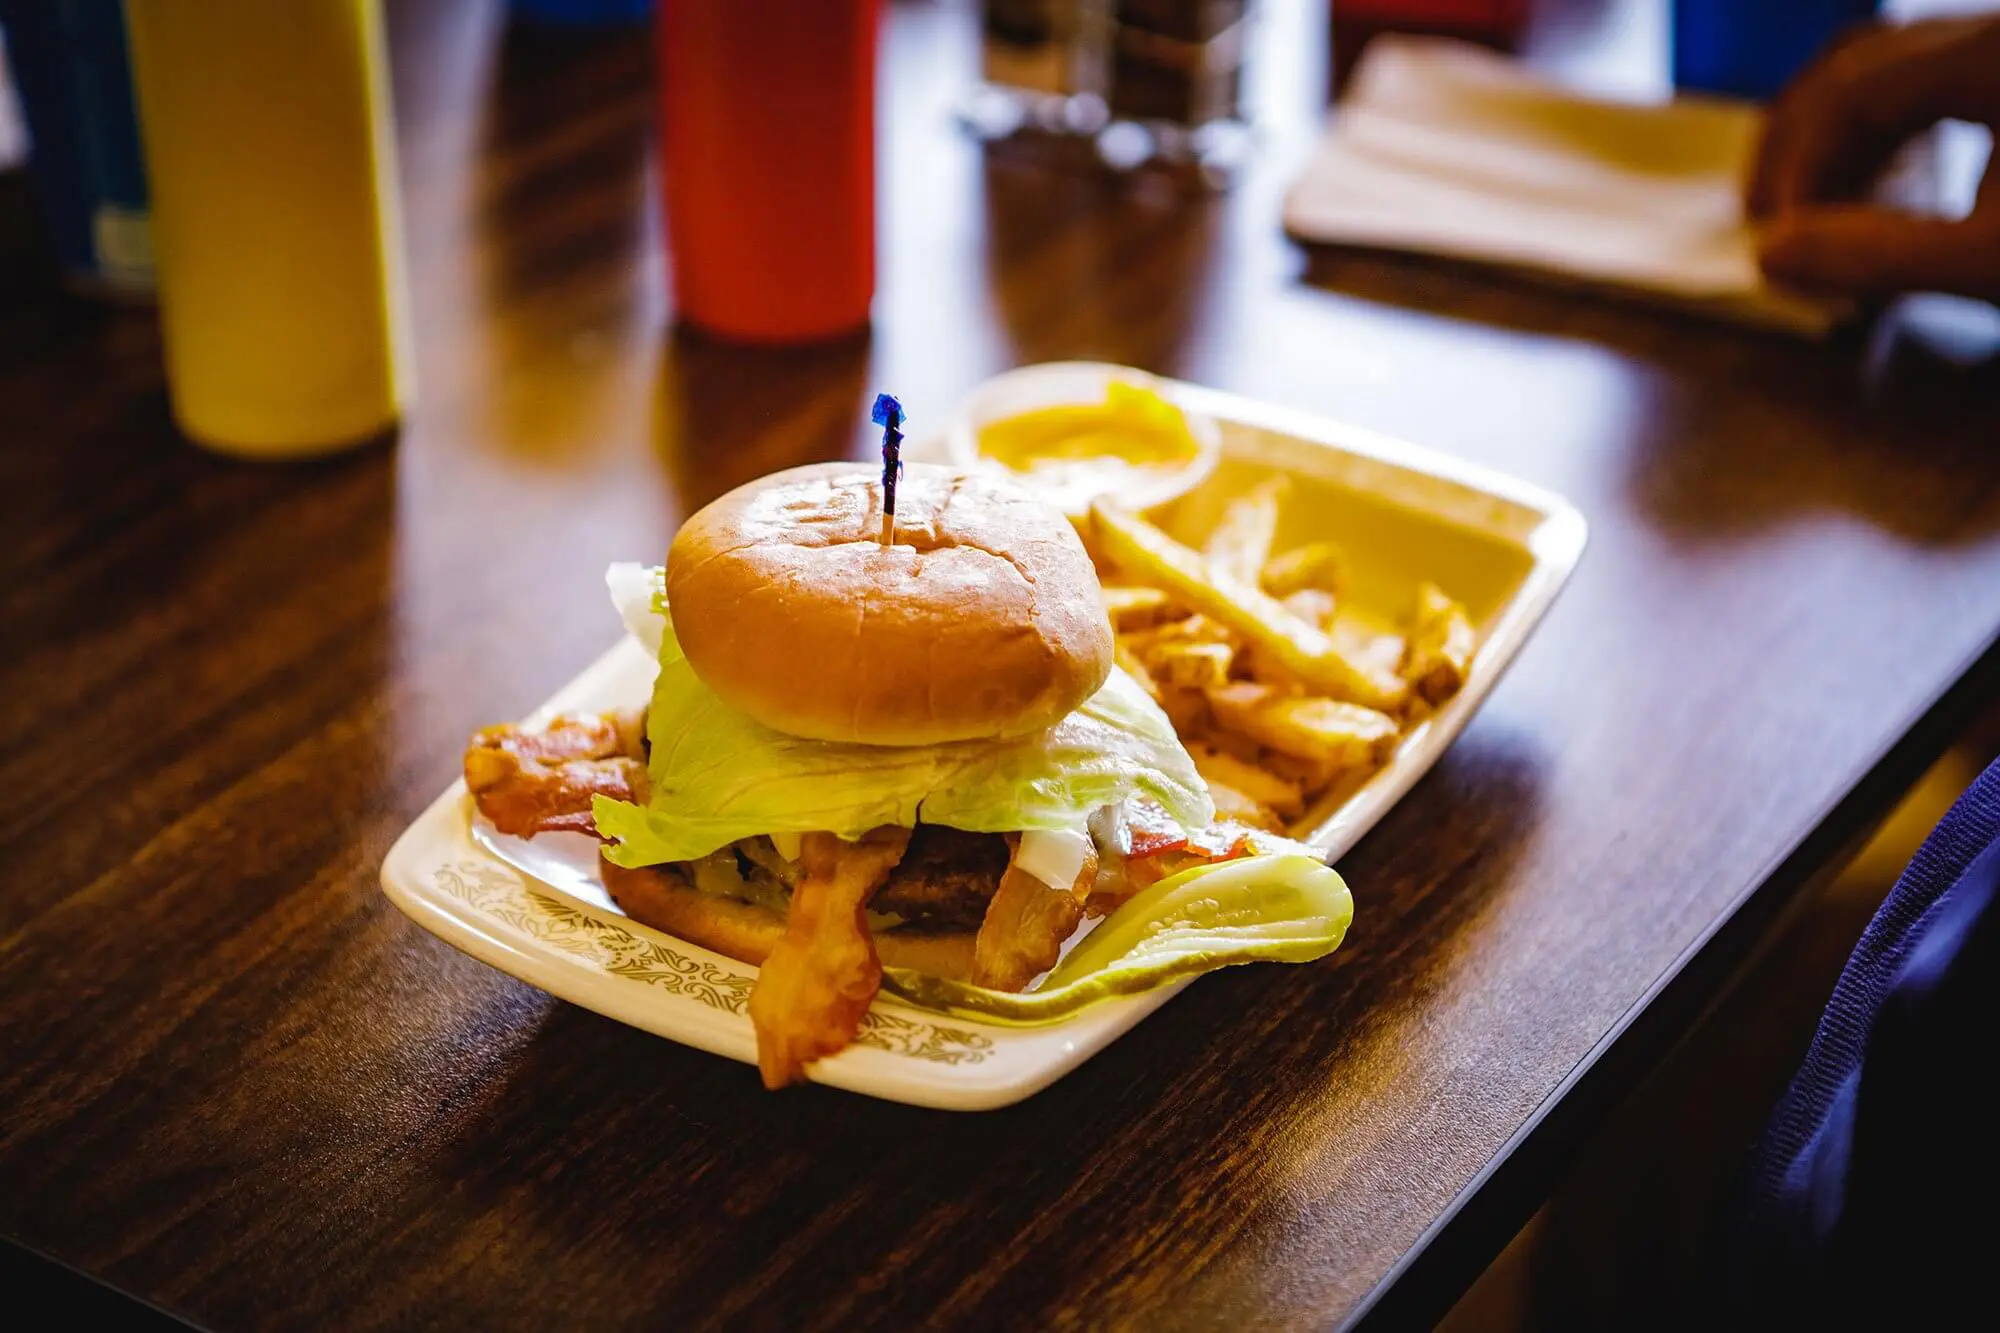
left=682, top=824, right=1012, bottom=931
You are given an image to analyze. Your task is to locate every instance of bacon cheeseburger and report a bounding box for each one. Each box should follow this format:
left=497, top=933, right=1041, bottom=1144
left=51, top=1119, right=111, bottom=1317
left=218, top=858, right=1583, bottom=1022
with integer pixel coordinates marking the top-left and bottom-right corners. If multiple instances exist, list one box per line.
left=466, top=462, right=1346, bottom=1088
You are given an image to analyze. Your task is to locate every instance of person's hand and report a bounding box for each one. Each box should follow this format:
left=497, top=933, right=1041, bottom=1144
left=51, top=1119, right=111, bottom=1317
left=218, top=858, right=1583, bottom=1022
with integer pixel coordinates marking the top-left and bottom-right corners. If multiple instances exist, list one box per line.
left=1749, top=15, right=2000, bottom=304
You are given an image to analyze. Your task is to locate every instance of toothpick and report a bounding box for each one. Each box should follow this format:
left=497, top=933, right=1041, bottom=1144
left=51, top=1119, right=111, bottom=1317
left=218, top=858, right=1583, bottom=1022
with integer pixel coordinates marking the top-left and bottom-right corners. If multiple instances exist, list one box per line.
left=870, top=393, right=906, bottom=548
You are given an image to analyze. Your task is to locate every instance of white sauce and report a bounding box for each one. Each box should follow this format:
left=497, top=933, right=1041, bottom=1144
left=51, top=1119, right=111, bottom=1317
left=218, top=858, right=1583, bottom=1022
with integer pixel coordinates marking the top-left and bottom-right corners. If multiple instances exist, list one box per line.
left=1016, top=824, right=1093, bottom=892
left=605, top=562, right=667, bottom=660
left=1087, top=802, right=1132, bottom=858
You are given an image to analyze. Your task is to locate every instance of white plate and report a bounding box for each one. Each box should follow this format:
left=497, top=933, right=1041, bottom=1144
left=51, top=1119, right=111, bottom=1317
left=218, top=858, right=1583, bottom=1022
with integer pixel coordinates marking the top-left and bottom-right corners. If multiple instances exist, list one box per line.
left=380, top=364, right=1587, bottom=1110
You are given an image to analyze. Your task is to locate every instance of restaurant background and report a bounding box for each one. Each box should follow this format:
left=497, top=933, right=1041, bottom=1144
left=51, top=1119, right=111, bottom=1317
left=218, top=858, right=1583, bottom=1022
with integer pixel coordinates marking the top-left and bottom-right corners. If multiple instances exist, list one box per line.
left=2, top=0, right=1997, bottom=1328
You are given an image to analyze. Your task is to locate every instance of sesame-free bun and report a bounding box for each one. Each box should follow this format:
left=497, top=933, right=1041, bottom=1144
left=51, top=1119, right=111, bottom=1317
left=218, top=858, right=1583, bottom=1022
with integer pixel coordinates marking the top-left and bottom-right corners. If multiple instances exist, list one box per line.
left=600, top=857, right=979, bottom=980
left=667, top=461, right=1114, bottom=745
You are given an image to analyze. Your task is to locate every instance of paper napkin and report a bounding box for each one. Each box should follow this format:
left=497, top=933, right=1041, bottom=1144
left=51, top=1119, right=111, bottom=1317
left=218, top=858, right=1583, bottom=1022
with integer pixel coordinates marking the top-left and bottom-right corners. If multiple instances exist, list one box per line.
left=1283, top=36, right=1848, bottom=335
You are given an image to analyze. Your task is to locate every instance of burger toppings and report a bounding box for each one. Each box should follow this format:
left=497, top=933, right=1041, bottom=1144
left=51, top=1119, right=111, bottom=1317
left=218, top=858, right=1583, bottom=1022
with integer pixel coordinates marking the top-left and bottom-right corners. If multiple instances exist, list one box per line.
left=873, top=826, right=1011, bottom=928
left=971, top=846, right=1098, bottom=992
left=463, top=710, right=646, bottom=838
left=1013, top=824, right=1095, bottom=894
left=748, top=828, right=912, bottom=1089
left=882, top=854, right=1352, bottom=1025
left=587, top=602, right=1212, bottom=868
left=458, top=718, right=1151, bottom=939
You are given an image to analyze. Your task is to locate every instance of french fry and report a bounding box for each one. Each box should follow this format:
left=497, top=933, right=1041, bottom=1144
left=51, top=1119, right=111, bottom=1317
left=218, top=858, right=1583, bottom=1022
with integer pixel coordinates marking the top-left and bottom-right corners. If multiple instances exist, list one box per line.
left=1203, top=779, right=1287, bottom=833
left=1261, top=541, right=1348, bottom=599
left=1158, top=685, right=1211, bottom=739
left=1101, top=584, right=1181, bottom=632
left=1332, top=621, right=1406, bottom=678
left=1205, top=681, right=1400, bottom=769
left=1279, top=587, right=1338, bottom=631
left=1202, top=725, right=1264, bottom=765
left=1093, top=502, right=1411, bottom=713
left=1238, top=642, right=1308, bottom=695
left=1103, top=494, right=1464, bottom=826
left=1201, top=478, right=1288, bottom=585
left=1267, top=755, right=1378, bottom=814
left=1148, top=639, right=1234, bottom=691
left=1186, top=742, right=1305, bottom=818
left=1072, top=512, right=1109, bottom=568
left=1261, top=748, right=1345, bottom=795
left=1400, top=581, right=1475, bottom=705
left=1122, top=612, right=1239, bottom=653
left=1122, top=614, right=1238, bottom=686
left=1241, top=608, right=1394, bottom=693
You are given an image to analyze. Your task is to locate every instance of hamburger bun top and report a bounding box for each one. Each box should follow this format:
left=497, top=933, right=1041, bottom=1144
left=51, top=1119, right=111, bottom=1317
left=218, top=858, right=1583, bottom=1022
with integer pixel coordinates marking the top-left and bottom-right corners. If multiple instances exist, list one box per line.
left=668, top=461, right=1114, bottom=745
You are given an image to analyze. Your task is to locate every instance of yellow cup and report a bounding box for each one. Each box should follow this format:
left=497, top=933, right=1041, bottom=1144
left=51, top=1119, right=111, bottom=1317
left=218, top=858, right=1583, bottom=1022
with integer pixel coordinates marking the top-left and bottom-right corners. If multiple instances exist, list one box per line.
left=123, top=0, right=411, bottom=457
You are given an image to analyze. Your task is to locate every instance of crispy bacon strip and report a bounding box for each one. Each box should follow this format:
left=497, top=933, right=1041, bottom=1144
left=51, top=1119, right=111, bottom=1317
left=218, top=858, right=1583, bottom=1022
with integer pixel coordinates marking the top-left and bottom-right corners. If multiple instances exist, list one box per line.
left=463, top=710, right=646, bottom=838
left=1123, top=796, right=1301, bottom=862
left=747, top=827, right=912, bottom=1089
left=1089, top=796, right=1318, bottom=916
left=1126, top=796, right=1194, bottom=859
left=971, top=842, right=1098, bottom=992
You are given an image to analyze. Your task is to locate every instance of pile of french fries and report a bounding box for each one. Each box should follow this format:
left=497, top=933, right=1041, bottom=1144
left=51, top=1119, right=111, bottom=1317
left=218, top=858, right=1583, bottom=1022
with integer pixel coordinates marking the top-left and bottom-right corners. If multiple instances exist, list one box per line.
left=1087, top=479, right=1475, bottom=834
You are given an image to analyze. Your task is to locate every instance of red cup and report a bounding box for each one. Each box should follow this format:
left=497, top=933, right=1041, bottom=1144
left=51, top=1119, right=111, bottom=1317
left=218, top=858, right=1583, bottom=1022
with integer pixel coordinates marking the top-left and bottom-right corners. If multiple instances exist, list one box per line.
left=1329, top=0, right=1530, bottom=91
left=657, top=0, right=880, bottom=344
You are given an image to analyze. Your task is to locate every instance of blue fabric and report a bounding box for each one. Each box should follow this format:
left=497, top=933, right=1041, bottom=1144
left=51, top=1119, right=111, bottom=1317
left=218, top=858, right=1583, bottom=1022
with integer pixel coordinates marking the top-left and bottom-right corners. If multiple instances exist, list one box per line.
left=1720, top=756, right=2000, bottom=1321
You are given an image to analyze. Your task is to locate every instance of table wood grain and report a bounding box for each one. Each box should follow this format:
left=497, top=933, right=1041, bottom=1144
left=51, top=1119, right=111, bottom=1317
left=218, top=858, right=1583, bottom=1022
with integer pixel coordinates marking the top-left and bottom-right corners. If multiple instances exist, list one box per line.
left=4, top=3, right=1999, bottom=1330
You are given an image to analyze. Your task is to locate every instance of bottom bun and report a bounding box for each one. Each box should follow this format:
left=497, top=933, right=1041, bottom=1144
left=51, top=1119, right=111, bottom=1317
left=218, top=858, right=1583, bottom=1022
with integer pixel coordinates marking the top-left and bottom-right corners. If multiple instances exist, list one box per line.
left=600, top=856, right=980, bottom=982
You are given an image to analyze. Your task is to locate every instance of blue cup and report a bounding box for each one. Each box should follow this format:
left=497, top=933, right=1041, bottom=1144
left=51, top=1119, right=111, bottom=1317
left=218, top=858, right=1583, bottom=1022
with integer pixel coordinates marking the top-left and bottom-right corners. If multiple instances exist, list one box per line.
left=0, top=0, right=152, bottom=295
left=1672, top=0, right=1880, bottom=101
left=508, top=0, right=653, bottom=24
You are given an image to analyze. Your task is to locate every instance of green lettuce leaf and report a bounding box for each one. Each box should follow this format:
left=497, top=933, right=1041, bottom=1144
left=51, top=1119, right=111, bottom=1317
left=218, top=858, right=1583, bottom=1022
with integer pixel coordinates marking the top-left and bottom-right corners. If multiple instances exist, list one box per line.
left=878, top=854, right=1353, bottom=1023
left=592, top=568, right=1212, bottom=867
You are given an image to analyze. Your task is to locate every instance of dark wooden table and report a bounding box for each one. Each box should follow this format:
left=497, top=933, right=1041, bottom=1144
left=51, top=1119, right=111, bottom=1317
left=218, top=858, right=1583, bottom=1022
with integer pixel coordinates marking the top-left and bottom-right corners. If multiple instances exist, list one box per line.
left=5, top=3, right=1999, bottom=1330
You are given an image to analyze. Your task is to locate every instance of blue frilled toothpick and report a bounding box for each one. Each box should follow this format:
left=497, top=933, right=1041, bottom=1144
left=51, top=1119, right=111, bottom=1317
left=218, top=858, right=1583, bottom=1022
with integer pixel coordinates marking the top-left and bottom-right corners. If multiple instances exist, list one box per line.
left=871, top=392, right=906, bottom=547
